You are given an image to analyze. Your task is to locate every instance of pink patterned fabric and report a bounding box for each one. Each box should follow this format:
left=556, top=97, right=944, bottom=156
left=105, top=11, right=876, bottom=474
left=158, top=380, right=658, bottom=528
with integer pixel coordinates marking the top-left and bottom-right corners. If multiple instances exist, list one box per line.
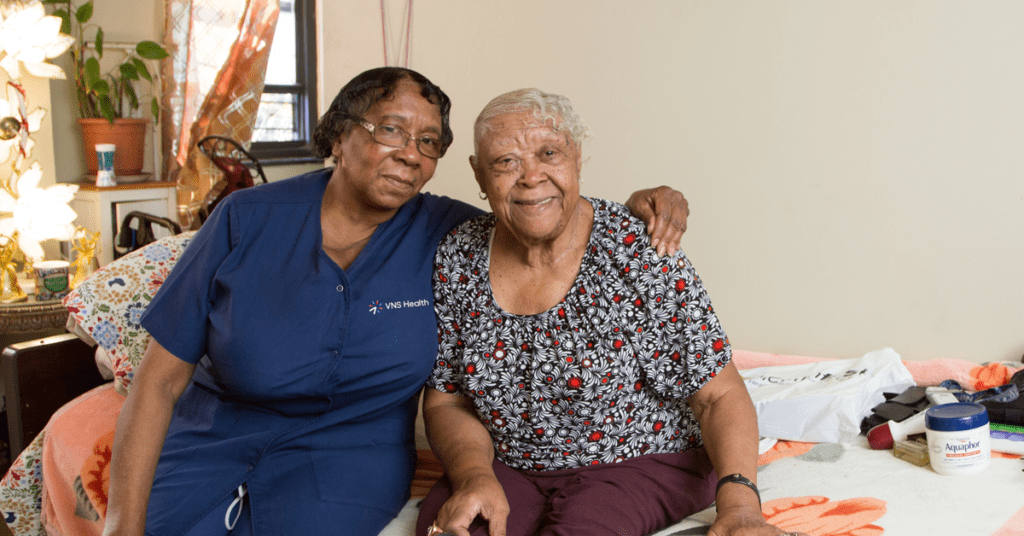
left=62, top=232, right=195, bottom=395
left=40, top=385, right=122, bottom=536
left=0, top=434, right=45, bottom=536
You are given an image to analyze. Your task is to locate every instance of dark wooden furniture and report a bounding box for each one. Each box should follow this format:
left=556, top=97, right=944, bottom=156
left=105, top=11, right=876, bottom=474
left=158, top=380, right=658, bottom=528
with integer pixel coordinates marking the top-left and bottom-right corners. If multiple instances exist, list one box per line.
left=1, top=334, right=106, bottom=462
left=0, top=296, right=69, bottom=350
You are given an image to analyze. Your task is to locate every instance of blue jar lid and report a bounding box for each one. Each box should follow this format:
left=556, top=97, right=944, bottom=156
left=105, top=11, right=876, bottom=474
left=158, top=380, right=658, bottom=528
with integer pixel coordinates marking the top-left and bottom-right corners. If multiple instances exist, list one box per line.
left=925, top=402, right=989, bottom=432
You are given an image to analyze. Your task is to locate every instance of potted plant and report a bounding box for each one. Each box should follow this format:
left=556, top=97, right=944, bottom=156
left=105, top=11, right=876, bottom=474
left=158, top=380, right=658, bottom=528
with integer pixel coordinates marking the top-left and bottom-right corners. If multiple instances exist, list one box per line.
left=50, top=0, right=169, bottom=177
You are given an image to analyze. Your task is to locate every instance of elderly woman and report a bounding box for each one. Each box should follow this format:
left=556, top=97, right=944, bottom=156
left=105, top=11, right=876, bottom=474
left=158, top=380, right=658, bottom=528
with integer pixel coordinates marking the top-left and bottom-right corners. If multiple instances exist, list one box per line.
left=418, top=89, right=806, bottom=536
left=101, top=69, right=689, bottom=536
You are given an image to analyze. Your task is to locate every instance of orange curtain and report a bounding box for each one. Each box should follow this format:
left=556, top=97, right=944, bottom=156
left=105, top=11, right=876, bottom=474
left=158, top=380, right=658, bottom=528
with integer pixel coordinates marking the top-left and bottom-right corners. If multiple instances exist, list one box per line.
left=160, top=0, right=279, bottom=227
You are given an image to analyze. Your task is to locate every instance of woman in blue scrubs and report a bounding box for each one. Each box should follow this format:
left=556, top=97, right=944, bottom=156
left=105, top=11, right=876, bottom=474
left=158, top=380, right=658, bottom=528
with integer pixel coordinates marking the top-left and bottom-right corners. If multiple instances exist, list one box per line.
left=101, top=67, right=690, bottom=536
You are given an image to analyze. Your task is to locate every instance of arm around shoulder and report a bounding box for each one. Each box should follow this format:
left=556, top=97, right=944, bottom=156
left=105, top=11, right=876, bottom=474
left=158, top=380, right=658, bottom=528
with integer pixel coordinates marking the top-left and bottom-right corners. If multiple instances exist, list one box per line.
left=623, top=186, right=689, bottom=257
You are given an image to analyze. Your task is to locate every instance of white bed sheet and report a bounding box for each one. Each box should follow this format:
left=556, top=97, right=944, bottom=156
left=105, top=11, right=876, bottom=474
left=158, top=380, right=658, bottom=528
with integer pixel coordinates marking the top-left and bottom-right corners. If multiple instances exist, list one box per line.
left=378, top=438, right=1024, bottom=536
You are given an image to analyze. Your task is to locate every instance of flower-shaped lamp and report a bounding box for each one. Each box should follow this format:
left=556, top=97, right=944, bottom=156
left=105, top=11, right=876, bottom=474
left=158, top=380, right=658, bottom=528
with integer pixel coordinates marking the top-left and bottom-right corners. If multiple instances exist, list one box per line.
left=0, top=0, right=74, bottom=80
left=0, top=162, right=78, bottom=261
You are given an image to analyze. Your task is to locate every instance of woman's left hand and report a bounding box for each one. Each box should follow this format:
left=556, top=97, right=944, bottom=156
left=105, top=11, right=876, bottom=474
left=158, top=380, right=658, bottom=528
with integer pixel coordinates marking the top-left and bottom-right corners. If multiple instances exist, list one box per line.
left=708, top=504, right=809, bottom=536
left=624, top=185, right=689, bottom=257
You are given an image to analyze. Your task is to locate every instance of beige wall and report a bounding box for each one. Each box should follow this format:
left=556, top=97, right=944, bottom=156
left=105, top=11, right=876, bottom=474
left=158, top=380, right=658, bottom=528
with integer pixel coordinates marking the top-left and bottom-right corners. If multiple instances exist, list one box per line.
left=323, top=1, right=1024, bottom=363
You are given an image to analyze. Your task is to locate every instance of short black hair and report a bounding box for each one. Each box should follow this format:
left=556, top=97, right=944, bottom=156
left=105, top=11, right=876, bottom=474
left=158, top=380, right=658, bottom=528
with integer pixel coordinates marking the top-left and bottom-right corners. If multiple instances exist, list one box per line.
left=311, top=67, right=453, bottom=160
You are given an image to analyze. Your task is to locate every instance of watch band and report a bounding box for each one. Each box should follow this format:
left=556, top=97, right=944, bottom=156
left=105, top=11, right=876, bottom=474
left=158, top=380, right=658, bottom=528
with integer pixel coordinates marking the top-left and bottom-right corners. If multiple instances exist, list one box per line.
left=715, top=473, right=761, bottom=511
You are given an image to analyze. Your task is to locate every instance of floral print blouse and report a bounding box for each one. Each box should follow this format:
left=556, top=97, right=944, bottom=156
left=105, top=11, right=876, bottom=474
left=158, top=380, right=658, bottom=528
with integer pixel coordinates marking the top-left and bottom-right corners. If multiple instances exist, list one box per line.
left=429, top=198, right=731, bottom=471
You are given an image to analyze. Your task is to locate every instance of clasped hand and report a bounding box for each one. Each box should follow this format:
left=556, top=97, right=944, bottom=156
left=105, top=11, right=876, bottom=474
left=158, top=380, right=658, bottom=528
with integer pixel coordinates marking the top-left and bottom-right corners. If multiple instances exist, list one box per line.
left=432, top=472, right=509, bottom=536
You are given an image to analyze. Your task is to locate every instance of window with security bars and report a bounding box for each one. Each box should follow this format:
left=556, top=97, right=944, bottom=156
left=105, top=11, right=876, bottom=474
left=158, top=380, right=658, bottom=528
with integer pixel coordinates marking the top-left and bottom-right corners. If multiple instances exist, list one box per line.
left=251, top=0, right=318, bottom=162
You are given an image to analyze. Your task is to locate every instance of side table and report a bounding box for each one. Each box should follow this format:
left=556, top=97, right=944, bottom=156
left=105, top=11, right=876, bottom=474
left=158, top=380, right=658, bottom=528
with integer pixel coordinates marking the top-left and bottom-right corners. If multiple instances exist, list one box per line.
left=0, top=296, right=69, bottom=350
left=69, top=180, right=179, bottom=266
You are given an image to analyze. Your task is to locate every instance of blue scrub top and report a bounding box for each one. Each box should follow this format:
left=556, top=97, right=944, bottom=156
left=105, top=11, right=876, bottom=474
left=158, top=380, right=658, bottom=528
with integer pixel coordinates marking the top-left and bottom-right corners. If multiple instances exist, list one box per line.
left=140, top=168, right=481, bottom=535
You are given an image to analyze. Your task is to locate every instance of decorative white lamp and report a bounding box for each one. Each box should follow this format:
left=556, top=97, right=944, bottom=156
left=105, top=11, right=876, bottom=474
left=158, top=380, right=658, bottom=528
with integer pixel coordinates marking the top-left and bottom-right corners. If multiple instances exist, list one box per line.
left=0, top=0, right=77, bottom=302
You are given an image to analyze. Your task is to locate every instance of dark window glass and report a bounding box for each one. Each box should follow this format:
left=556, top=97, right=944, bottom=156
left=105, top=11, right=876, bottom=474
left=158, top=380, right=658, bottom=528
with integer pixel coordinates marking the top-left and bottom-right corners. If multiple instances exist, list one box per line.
left=251, top=0, right=318, bottom=163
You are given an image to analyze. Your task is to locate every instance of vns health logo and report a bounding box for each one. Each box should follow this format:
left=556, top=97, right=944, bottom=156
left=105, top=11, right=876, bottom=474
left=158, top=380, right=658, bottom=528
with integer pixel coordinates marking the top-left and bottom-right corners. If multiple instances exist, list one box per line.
left=368, top=298, right=430, bottom=315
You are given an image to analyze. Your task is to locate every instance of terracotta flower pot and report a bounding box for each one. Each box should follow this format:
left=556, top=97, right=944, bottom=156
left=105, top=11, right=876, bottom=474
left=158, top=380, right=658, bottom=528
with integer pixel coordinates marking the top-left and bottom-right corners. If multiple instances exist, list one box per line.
left=78, top=118, right=149, bottom=176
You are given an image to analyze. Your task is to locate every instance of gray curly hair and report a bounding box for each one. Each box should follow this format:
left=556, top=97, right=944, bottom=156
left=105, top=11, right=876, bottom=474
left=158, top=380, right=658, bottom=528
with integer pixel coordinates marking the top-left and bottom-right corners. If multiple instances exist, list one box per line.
left=473, top=88, right=591, bottom=154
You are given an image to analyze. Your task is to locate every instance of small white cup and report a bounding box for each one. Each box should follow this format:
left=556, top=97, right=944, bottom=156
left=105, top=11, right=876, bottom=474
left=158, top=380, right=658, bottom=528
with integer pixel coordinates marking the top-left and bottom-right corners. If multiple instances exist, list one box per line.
left=95, top=143, right=116, bottom=186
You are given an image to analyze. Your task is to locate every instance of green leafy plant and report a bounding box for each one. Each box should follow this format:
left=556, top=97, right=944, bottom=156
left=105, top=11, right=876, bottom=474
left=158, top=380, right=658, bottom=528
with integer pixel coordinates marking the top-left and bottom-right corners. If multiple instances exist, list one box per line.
left=47, top=0, right=169, bottom=123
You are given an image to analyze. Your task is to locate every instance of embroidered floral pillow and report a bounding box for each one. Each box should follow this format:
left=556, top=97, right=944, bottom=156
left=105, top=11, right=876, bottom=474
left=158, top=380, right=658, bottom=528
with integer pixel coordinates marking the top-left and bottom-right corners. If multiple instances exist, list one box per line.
left=63, top=232, right=195, bottom=395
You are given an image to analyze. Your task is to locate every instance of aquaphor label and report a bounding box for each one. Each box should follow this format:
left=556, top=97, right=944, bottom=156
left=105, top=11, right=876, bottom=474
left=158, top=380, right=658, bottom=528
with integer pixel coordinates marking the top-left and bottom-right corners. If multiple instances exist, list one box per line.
left=945, top=439, right=982, bottom=454
left=926, top=403, right=990, bottom=476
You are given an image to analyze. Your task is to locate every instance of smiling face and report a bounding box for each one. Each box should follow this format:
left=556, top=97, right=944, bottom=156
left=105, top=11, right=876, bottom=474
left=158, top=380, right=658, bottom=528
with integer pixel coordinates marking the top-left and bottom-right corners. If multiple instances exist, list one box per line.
left=331, top=79, right=443, bottom=214
left=471, top=111, right=583, bottom=245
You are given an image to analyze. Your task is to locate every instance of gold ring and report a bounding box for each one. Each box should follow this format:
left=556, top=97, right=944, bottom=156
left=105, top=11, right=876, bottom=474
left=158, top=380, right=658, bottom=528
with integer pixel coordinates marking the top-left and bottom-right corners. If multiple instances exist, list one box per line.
left=426, top=523, right=444, bottom=536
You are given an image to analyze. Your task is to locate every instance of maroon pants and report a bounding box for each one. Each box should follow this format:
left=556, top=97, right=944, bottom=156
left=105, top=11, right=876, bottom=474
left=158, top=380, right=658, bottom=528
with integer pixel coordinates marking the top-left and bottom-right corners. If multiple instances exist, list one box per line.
left=415, top=450, right=717, bottom=536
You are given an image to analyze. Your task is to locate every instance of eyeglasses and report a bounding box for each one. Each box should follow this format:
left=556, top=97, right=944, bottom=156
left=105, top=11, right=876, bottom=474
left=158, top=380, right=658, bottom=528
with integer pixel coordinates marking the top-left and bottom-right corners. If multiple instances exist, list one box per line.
left=352, top=119, right=446, bottom=159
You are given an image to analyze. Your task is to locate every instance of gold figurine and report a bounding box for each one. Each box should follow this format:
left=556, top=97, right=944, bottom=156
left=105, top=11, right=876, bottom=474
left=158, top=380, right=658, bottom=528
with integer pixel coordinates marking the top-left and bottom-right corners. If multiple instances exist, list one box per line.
left=1, top=232, right=27, bottom=303
left=70, top=226, right=100, bottom=289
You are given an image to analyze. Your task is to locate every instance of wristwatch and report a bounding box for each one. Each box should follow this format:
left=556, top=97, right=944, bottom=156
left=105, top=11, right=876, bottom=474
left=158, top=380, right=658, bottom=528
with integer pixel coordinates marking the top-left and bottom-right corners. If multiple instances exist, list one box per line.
left=715, top=473, right=761, bottom=510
